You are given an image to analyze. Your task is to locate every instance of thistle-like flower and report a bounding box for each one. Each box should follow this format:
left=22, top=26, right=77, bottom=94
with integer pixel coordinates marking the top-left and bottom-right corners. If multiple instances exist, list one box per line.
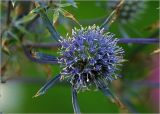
left=59, top=25, right=124, bottom=92
left=23, top=2, right=159, bottom=113
left=107, top=0, right=146, bottom=24
left=33, top=25, right=125, bottom=113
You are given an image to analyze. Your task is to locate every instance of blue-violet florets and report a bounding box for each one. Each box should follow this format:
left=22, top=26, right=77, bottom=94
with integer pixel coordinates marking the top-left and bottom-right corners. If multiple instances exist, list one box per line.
left=58, top=25, right=124, bottom=92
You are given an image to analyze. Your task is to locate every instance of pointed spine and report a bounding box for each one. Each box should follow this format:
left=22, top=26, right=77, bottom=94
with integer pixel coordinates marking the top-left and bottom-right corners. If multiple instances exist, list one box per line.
left=33, top=74, right=61, bottom=98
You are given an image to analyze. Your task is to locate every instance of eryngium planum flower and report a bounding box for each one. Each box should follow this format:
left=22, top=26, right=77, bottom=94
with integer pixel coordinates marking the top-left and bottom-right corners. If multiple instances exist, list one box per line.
left=33, top=25, right=126, bottom=114
left=58, top=25, right=124, bottom=92
left=22, top=2, right=159, bottom=113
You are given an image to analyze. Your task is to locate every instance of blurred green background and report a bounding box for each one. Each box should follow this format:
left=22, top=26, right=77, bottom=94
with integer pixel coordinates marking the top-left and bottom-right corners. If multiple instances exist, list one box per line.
left=0, top=0, right=159, bottom=113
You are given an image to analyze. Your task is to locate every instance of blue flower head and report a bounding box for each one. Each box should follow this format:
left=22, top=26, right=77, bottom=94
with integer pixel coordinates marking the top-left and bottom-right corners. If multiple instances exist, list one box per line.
left=23, top=2, right=159, bottom=113
left=58, top=25, right=124, bottom=92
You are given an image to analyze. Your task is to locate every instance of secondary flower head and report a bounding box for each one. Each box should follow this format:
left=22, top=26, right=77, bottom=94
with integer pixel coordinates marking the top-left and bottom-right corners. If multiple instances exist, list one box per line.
left=58, top=25, right=124, bottom=92
left=108, top=0, right=145, bottom=24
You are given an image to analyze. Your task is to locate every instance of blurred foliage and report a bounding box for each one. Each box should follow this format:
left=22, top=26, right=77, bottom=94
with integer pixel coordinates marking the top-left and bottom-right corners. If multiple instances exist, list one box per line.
left=0, top=0, right=159, bottom=113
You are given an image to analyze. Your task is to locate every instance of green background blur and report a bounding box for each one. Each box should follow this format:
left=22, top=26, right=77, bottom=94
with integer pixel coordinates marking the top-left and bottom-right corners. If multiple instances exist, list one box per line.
left=0, top=0, right=159, bottom=113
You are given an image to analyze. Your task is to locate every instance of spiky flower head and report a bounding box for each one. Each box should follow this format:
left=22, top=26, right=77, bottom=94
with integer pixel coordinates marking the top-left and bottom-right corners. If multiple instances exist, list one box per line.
left=58, top=25, right=124, bottom=92
left=107, top=0, right=145, bottom=24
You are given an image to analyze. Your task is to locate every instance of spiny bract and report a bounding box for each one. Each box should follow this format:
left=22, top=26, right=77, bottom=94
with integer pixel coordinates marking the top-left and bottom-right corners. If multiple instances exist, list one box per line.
left=58, top=25, right=124, bottom=92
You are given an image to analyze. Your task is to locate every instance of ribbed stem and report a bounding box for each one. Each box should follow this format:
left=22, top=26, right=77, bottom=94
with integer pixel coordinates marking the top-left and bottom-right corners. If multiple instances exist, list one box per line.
left=24, top=38, right=160, bottom=49
left=118, top=38, right=159, bottom=44
left=72, top=88, right=81, bottom=114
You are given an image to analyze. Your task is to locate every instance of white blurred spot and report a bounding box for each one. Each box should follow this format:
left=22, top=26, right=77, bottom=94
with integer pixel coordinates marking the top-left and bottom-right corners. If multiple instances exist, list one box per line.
left=0, top=81, right=24, bottom=112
